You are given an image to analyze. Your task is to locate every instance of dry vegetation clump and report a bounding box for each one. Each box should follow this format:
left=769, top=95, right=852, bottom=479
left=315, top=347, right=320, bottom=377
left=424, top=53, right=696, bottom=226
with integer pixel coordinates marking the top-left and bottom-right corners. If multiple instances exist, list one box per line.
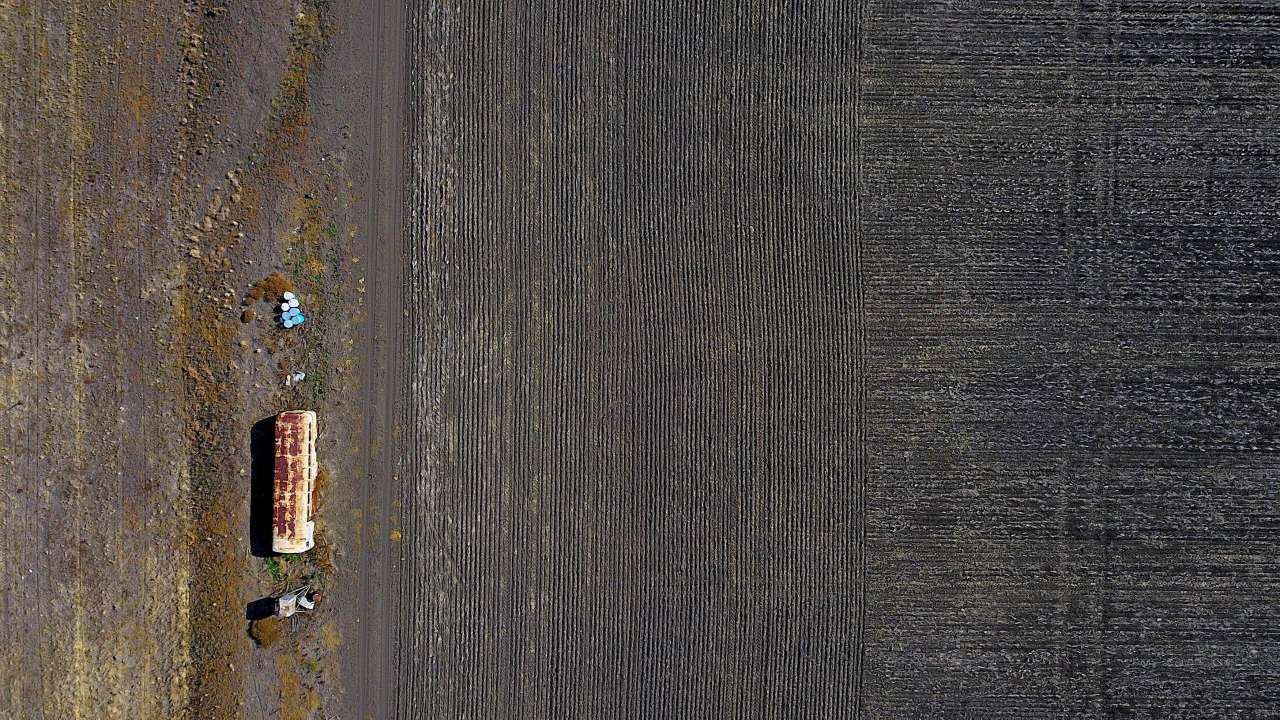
left=313, top=467, right=330, bottom=511
left=240, top=308, right=255, bottom=323
left=265, top=333, right=300, bottom=355
left=240, top=270, right=298, bottom=308
left=250, top=617, right=283, bottom=648
left=309, top=527, right=337, bottom=578
left=259, top=271, right=295, bottom=298
left=274, top=648, right=323, bottom=720
left=180, top=297, right=250, bottom=717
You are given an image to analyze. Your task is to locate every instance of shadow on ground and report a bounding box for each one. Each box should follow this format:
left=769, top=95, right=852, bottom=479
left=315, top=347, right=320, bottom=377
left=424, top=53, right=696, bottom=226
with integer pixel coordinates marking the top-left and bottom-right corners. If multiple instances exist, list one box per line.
left=245, top=596, right=277, bottom=621
left=249, top=416, right=276, bottom=557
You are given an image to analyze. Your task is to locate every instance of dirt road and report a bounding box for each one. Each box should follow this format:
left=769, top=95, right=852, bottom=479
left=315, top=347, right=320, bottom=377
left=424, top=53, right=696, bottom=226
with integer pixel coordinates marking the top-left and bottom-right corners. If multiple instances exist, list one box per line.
left=329, top=0, right=407, bottom=718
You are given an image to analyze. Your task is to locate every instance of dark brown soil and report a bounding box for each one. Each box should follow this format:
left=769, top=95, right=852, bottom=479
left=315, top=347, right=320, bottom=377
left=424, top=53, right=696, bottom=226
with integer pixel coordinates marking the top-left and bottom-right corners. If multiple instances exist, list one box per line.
left=391, top=2, right=1280, bottom=719
left=393, top=2, right=866, bottom=717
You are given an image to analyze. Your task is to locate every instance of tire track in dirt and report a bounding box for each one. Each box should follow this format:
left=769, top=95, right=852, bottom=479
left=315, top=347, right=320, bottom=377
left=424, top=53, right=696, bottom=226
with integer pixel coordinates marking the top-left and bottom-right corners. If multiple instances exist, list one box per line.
left=0, top=4, right=55, bottom=714
left=397, top=3, right=866, bottom=717
left=351, top=0, right=386, bottom=706
left=10, top=2, right=85, bottom=714
left=345, top=0, right=407, bottom=717
left=850, top=0, right=867, bottom=712
left=1, top=3, right=29, bottom=712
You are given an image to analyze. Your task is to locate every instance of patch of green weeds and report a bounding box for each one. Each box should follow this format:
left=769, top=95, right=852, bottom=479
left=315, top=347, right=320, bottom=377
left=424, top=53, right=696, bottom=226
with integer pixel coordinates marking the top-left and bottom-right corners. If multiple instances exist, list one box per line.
left=302, top=364, right=328, bottom=402
left=263, top=556, right=283, bottom=582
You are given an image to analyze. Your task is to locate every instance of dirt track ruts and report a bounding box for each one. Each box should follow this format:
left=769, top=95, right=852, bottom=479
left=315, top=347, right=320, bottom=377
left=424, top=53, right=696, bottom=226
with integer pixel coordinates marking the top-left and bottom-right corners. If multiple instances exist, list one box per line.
left=340, top=0, right=408, bottom=718
left=0, top=3, right=190, bottom=717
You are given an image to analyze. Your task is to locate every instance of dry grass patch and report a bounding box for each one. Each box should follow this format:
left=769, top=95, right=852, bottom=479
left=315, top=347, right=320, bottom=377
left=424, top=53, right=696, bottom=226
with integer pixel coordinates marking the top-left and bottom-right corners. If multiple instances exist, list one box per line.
left=249, top=617, right=282, bottom=648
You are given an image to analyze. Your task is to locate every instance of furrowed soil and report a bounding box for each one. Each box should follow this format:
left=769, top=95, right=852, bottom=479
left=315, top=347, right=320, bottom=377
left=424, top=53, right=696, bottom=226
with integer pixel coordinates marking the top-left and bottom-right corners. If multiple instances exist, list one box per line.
left=858, top=5, right=1280, bottom=716
left=397, top=2, right=1280, bottom=719
left=396, top=2, right=868, bottom=717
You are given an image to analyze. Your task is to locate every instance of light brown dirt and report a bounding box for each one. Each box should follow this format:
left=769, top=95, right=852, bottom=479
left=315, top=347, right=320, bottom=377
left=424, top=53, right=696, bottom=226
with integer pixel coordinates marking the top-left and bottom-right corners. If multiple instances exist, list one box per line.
left=0, top=2, right=192, bottom=716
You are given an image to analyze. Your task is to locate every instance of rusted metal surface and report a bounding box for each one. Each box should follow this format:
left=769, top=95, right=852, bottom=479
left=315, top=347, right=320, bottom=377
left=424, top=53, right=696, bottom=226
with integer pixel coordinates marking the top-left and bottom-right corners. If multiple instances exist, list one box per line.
left=273, top=410, right=317, bottom=553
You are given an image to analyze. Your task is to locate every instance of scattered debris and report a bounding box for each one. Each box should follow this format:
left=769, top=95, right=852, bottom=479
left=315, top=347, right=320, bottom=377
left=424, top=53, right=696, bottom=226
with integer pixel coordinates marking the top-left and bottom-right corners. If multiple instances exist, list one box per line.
left=276, top=586, right=322, bottom=618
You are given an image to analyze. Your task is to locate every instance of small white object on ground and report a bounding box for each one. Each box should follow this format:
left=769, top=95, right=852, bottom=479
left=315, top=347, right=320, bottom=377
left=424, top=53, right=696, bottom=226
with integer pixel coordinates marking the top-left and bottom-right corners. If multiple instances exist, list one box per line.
left=288, top=298, right=299, bottom=308
left=283, top=291, right=296, bottom=301
left=275, top=586, right=312, bottom=618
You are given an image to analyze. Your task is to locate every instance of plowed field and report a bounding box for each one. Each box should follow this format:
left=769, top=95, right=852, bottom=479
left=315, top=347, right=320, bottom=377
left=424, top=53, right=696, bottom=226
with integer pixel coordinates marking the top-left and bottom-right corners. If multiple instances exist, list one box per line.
left=397, top=2, right=868, bottom=717
left=391, top=2, right=1280, bottom=718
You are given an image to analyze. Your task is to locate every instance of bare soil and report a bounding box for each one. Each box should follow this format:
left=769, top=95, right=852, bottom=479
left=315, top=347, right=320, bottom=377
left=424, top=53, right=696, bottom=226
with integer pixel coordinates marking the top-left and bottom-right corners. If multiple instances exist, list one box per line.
left=6, top=2, right=1280, bottom=719
left=0, top=1, right=383, bottom=717
left=394, top=2, right=867, bottom=717
left=394, top=2, right=1280, bottom=719
left=0, top=3, right=196, bottom=717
